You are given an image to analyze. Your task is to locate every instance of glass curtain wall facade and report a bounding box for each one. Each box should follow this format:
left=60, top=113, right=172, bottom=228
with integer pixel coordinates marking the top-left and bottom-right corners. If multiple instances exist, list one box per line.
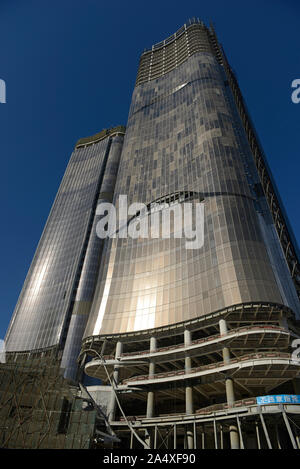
left=5, top=127, right=125, bottom=374
left=0, top=128, right=126, bottom=449
left=2, top=19, right=300, bottom=449
left=83, top=20, right=300, bottom=338
left=81, top=20, right=300, bottom=450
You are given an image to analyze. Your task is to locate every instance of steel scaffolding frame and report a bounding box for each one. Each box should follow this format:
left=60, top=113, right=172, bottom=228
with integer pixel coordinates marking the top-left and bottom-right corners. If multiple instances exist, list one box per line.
left=0, top=349, right=97, bottom=449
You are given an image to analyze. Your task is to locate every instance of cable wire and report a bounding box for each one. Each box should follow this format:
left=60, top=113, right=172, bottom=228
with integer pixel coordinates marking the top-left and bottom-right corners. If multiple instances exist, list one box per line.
left=79, top=347, right=150, bottom=449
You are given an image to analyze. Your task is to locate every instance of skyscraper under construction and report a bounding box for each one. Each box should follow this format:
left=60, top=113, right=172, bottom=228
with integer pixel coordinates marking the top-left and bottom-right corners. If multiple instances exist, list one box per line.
left=1, top=19, right=300, bottom=449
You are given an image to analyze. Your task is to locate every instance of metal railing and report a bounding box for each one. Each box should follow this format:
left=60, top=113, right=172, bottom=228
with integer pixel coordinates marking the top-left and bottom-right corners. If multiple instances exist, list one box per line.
left=122, top=351, right=292, bottom=384
left=120, top=325, right=287, bottom=359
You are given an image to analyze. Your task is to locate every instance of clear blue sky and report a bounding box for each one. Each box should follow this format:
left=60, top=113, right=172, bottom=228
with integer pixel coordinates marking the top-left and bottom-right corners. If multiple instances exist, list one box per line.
left=0, top=0, right=299, bottom=339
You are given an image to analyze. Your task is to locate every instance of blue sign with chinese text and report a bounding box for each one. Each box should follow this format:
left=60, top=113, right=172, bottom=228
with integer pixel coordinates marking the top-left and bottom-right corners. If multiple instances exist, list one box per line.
left=256, top=395, right=300, bottom=405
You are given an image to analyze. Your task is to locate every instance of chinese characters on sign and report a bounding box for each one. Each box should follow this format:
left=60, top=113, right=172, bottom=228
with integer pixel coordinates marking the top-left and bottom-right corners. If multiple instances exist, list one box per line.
left=256, top=395, right=300, bottom=405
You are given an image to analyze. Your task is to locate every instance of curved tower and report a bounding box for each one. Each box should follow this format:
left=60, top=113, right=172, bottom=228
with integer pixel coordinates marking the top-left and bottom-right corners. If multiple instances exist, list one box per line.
left=2, top=19, right=300, bottom=450
left=81, top=20, right=300, bottom=449
left=5, top=127, right=125, bottom=373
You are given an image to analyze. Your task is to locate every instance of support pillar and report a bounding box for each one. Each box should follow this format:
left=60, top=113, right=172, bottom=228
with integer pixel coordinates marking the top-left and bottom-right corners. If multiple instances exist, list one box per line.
left=213, top=419, right=218, bottom=449
left=154, top=425, right=158, bottom=449
left=256, top=421, right=261, bottom=449
left=193, top=421, right=197, bottom=449
left=146, top=337, right=157, bottom=418
left=145, top=337, right=157, bottom=449
left=173, top=423, right=177, bottom=449
left=184, top=329, right=194, bottom=449
left=220, top=425, right=224, bottom=449
left=219, top=319, right=239, bottom=449
left=107, top=341, right=123, bottom=422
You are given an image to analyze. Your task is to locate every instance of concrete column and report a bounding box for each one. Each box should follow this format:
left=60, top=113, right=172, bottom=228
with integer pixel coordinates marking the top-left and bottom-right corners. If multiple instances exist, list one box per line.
left=184, top=329, right=193, bottom=414
left=184, top=329, right=194, bottom=449
left=201, top=427, right=205, bottom=449
left=227, top=386, right=239, bottom=449
left=146, top=337, right=157, bottom=418
left=228, top=425, right=240, bottom=450
left=220, top=425, right=224, bottom=449
left=225, top=378, right=235, bottom=407
left=107, top=341, right=123, bottom=422
left=219, top=319, right=239, bottom=449
left=173, top=423, right=177, bottom=449
left=145, top=337, right=157, bottom=449
left=219, top=319, right=230, bottom=363
left=256, top=421, right=261, bottom=449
